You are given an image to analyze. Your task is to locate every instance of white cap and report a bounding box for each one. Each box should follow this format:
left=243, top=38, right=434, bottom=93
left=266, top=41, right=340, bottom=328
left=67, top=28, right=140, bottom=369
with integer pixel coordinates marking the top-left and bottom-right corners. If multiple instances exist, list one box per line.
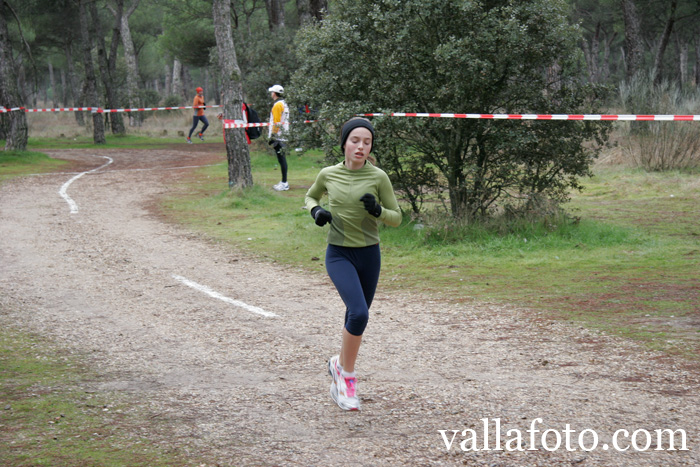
left=268, top=84, right=284, bottom=94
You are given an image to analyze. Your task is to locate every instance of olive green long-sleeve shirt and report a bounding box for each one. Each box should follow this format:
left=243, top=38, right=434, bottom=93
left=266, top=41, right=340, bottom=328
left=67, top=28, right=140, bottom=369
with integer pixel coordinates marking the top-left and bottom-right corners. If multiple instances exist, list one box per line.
left=305, top=162, right=401, bottom=247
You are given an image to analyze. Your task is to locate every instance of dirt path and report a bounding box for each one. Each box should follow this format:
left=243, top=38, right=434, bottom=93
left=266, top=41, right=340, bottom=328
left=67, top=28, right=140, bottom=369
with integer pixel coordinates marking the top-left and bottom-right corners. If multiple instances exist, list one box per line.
left=1, top=148, right=698, bottom=466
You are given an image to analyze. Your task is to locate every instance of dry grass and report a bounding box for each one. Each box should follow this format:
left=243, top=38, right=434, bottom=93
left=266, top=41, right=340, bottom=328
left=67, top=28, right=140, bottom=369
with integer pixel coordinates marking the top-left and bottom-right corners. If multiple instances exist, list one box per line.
left=25, top=106, right=222, bottom=140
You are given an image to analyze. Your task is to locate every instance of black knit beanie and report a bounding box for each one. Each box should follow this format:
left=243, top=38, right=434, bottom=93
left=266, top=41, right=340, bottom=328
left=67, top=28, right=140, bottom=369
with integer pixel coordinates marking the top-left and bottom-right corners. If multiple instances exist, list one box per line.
left=340, top=118, right=375, bottom=153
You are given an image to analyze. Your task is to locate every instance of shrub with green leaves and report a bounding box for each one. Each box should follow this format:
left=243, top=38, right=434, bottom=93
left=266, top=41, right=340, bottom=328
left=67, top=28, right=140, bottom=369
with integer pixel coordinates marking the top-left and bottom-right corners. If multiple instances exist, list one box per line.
left=289, top=0, right=611, bottom=219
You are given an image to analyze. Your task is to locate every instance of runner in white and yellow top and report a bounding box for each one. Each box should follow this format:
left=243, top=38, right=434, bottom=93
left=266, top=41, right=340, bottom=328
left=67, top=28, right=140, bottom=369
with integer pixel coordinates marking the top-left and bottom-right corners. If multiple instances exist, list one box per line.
left=267, top=84, right=290, bottom=191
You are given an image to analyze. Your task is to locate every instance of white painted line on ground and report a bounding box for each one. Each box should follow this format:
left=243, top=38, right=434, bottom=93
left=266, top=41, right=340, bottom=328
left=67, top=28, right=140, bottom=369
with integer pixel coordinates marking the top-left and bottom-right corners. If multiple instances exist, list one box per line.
left=172, top=274, right=278, bottom=318
left=58, top=156, right=114, bottom=214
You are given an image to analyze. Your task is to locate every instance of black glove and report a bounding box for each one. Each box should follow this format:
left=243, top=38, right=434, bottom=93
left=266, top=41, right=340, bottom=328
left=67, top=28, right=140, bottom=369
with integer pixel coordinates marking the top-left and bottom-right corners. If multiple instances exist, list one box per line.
left=310, top=206, right=332, bottom=226
left=360, top=193, right=382, bottom=217
left=268, top=138, right=274, bottom=146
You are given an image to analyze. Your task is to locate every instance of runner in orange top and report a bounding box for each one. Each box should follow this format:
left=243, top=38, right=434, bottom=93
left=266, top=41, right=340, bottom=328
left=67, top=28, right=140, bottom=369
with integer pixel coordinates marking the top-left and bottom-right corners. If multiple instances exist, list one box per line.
left=187, top=87, right=209, bottom=144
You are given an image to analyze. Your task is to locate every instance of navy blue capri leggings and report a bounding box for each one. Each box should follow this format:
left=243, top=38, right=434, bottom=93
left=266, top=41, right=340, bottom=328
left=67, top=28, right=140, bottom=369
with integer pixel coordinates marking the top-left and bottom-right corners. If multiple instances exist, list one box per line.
left=325, top=243, right=381, bottom=336
left=188, top=115, right=209, bottom=138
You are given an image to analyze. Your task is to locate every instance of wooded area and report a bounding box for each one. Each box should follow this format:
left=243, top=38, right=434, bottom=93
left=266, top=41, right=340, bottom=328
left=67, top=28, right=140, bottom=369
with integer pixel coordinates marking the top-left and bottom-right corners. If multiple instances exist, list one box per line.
left=1, top=0, right=699, bottom=212
left=2, top=0, right=698, bottom=124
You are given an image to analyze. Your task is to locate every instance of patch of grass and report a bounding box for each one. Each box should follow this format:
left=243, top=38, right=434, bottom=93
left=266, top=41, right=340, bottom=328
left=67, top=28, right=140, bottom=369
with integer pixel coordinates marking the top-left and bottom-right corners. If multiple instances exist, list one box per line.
left=566, top=166, right=700, bottom=238
left=0, top=326, right=203, bottom=466
left=161, top=149, right=332, bottom=264
left=21, top=108, right=210, bottom=143
left=162, top=152, right=700, bottom=359
left=0, top=150, right=69, bottom=182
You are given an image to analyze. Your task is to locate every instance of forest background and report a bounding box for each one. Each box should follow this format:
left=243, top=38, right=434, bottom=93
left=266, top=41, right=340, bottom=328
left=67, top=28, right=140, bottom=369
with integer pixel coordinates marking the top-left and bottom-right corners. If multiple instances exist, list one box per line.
left=3, top=0, right=700, bottom=203
left=2, top=0, right=700, bottom=139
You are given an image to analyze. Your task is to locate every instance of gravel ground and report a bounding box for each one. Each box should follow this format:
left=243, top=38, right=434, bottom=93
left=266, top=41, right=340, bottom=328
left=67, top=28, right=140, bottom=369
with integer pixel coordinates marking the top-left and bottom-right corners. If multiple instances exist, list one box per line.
left=1, top=147, right=699, bottom=466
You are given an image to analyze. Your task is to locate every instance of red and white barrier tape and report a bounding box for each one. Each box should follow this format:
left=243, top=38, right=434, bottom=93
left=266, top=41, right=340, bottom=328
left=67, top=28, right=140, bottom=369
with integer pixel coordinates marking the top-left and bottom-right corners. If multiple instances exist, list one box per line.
left=223, top=119, right=318, bottom=129
left=358, top=112, right=700, bottom=121
left=1, top=105, right=221, bottom=113
left=225, top=113, right=700, bottom=127
left=359, top=112, right=700, bottom=121
left=25, top=107, right=99, bottom=113
left=4, top=105, right=700, bottom=122
left=222, top=112, right=700, bottom=130
left=102, top=105, right=221, bottom=113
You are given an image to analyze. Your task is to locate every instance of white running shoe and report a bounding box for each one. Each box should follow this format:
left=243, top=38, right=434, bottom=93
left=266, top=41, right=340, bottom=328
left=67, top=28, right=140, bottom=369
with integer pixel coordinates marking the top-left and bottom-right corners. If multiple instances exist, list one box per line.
left=328, top=355, right=341, bottom=385
left=332, top=371, right=360, bottom=411
left=273, top=181, right=289, bottom=191
left=330, top=380, right=339, bottom=403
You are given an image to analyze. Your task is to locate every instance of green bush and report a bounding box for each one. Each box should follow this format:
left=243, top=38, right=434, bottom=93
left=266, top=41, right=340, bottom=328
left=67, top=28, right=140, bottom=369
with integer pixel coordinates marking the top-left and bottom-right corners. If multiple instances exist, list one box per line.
left=160, top=95, right=184, bottom=115
left=290, top=0, right=611, bottom=220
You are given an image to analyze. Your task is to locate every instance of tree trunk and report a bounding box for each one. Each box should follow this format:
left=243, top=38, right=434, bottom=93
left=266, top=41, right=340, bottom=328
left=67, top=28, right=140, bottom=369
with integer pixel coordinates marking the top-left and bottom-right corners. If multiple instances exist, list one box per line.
left=310, top=0, right=327, bottom=21
left=265, top=0, right=285, bottom=30
left=117, top=0, right=141, bottom=125
left=64, top=42, right=85, bottom=126
left=441, top=131, right=469, bottom=218
left=108, top=7, right=121, bottom=78
left=297, top=0, right=311, bottom=24
left=182, top=65, right=193, bottom=98
left=447, top=153, right=468, bottom=219
left=78, top=0, right=105, bottom=144
left=651, top=0, right=677, bottom=84
left=164, top=62, right=171, bottom=95
left=621, top=0, right=643, bottom=81
left=107, top=0, right=142, bottom=127
left=48, top=62, right=58, bottom=107
left=600, top=31, right=616, bottom=83
left=90, top=0, right=125, bottom=135
left=0, top=114, right=6, bottom=142
left=546, top=62, right=562, bottom=94
left=60, top=68, right=67, bottom=107
left=695, top=35, right=700, bottom=87
left=678, top=38, right=688, bottom=86
left=582, top=23, right=601, bottom=83
left=212, top=0, right=253, bottom=188
left=172, top=59, right=182, bottom=99
left=16, top=57, right=33, bottom=107
left=0, top=2, right=28, bottom=150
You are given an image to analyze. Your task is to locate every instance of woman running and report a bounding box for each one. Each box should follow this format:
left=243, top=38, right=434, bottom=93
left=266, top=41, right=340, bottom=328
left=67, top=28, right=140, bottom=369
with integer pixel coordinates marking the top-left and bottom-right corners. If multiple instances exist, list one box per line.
left=305, top=117, right=402, bottom=411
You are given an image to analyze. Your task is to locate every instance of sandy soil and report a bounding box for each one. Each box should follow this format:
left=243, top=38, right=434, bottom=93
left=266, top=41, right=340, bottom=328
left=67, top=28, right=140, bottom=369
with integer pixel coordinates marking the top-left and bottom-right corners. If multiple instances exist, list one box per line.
left=1, top=147, right=699, bottom=466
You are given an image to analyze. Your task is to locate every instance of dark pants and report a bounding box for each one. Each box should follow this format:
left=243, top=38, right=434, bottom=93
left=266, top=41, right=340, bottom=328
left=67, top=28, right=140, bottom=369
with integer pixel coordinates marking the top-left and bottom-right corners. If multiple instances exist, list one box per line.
left=272, top=139, right=287, bottom=182
left=325, top=243, right=381, bottom=336
left=188, top=115, right=209, bottom=138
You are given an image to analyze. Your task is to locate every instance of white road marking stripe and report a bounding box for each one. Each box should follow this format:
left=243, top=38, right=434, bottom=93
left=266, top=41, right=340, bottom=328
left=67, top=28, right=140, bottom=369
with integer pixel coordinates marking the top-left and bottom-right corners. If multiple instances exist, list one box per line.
left=58, top=156, right=114, bottom=213
left=172, top=274, right=278, bottom=318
